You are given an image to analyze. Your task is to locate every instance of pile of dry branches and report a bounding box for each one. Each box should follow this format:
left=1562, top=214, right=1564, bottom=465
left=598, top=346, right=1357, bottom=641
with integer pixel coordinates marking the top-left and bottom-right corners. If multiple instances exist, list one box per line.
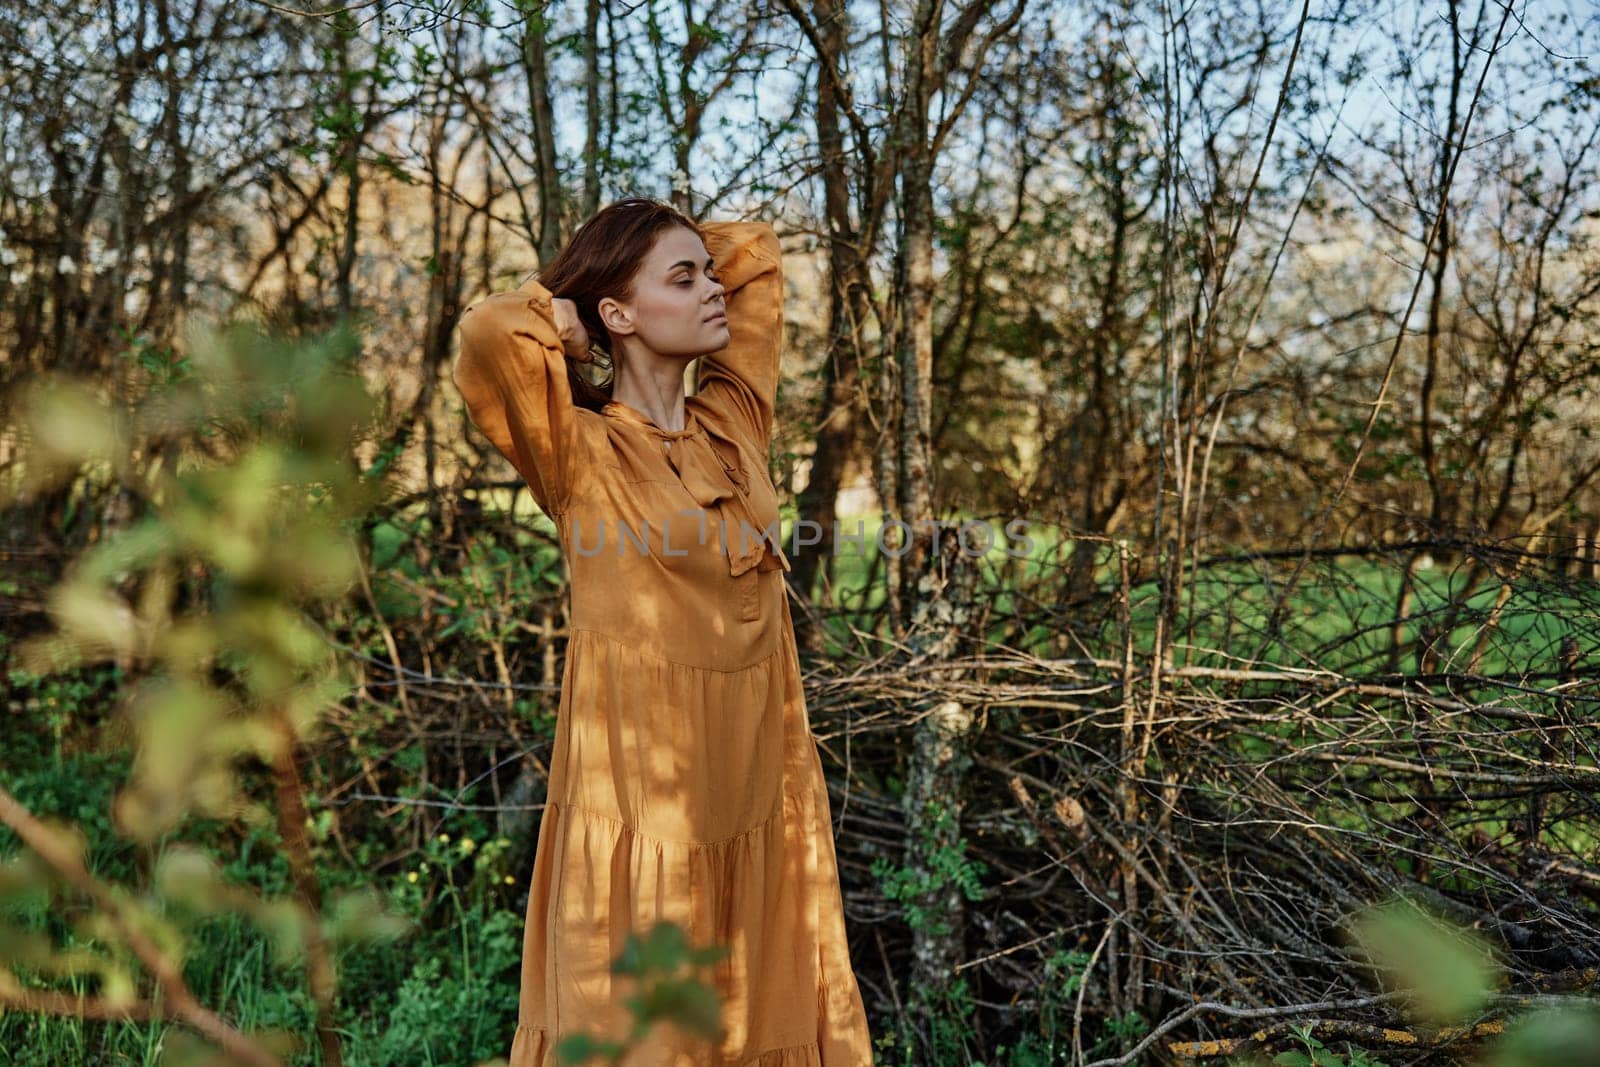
left=798, top=529, right=1600, bottom=1062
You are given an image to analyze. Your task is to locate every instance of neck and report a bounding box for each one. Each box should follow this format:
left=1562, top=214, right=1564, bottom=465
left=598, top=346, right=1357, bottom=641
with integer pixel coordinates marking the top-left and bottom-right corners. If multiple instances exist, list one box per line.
left=611, top=356, right=689, bottom=432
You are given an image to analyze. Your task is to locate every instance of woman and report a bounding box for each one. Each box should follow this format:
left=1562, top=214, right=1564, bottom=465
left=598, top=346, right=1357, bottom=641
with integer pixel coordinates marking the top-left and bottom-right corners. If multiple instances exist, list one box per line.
left=452, top=197, right=874, bottom=1064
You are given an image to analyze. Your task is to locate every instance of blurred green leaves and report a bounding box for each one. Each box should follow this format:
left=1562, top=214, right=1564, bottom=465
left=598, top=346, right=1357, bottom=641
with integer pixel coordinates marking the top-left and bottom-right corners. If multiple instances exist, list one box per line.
left=9, top=318, right=386, bottom=841
left=1337, top=893, right=1600, bottom=1066
left=155, top=846, right=409, bottom=969
left=551, top=920, right=730, bottom=1065
left=1348, top=896, right=1499, bottom=1026
left=1483, top=1006, right=1600, bottom=1066
left=0, top=316, right=406, bottom=1062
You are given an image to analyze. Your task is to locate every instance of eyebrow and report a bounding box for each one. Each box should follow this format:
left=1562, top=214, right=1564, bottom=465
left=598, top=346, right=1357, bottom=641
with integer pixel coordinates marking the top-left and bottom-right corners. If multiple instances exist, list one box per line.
left=666, top=257, right=716, bottom=273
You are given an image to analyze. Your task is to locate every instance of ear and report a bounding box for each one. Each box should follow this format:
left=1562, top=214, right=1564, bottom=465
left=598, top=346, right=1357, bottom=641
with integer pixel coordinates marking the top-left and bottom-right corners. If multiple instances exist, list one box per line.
left=597, top=295, right=636, bottom=338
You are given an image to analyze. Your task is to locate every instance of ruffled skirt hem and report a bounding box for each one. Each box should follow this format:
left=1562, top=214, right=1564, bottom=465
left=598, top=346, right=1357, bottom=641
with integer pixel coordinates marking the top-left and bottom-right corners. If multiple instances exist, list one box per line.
left=508, top=1020, right=827, bottom=1066
left=508, top=976, right=869, bottom=1065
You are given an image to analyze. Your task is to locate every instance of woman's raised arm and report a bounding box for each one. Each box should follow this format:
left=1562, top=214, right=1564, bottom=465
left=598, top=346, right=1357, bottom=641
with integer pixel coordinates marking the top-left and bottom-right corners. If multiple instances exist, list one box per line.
left=452, top=278, right=589, bottom=517
left=694, top=220, right=784, bottom=445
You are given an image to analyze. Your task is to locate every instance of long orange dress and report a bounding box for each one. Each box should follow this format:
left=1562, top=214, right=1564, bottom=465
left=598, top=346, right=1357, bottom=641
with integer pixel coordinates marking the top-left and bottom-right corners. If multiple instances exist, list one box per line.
left=452, top=220, right=874, bottom=1065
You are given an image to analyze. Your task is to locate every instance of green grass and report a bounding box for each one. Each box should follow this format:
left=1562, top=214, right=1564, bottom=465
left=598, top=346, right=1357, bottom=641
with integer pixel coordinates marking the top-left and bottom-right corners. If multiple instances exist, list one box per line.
left=0, top=711, right=523, bottom=1066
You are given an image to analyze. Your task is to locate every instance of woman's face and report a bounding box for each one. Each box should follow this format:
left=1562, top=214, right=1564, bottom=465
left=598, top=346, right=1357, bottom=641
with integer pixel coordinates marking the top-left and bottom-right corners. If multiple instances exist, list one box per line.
left=599, top=225, right=730, bottom=359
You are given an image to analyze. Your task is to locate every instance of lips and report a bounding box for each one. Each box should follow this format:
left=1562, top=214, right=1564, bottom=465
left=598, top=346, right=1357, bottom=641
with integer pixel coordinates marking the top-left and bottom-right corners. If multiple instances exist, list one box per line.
left=705, top=309, right=727, bottom=323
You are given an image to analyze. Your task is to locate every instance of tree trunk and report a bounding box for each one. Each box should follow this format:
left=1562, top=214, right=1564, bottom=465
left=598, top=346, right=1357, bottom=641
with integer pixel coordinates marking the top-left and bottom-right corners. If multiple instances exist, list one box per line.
left=522, top=1, right=564, bottom=265
left=789, top=0, right=870, bottom=644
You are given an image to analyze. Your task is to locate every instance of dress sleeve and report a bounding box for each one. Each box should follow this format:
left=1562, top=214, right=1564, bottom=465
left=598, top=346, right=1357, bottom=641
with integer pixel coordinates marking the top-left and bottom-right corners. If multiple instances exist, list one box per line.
left=452, top=278, right=586, bottom=517
left=693, top=220, right=785, bottom=445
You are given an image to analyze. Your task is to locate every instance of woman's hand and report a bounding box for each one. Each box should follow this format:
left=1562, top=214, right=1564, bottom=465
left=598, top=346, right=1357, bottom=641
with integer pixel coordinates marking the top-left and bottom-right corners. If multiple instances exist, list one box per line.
left=551, top=296, right=593, bottom=363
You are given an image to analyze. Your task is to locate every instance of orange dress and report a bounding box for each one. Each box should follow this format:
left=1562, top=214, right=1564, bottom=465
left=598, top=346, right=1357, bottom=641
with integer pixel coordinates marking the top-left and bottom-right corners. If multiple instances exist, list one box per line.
left=452, top=220, right=874, bottom=1065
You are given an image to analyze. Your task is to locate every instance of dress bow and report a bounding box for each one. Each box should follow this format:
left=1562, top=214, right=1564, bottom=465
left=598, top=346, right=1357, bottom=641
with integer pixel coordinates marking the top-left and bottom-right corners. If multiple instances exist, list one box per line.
left=662, top=427, right=790, bottom=578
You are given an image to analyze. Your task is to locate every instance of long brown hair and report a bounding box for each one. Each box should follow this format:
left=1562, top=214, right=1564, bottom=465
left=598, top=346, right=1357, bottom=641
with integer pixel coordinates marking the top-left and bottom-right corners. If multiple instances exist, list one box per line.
left=532, top=197, right=704, bottom=413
